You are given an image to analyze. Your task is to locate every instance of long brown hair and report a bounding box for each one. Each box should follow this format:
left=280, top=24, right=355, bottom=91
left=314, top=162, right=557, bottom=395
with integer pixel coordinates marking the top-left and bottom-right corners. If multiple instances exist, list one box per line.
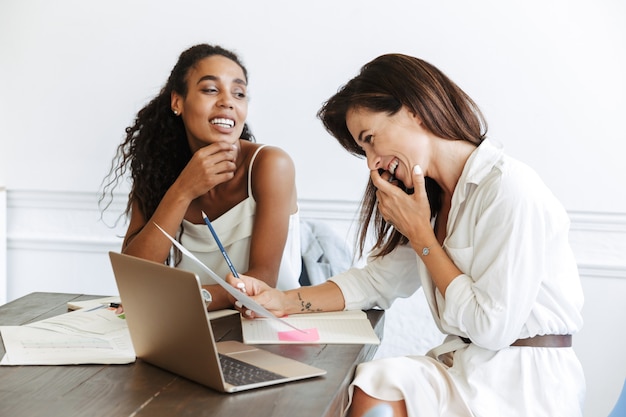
left=318, top=54, right=487, bottom=257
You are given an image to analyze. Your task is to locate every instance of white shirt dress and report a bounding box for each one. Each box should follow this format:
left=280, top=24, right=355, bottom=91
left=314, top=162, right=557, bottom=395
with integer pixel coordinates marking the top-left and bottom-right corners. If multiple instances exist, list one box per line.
left=330, top=139, right=585, bottom=416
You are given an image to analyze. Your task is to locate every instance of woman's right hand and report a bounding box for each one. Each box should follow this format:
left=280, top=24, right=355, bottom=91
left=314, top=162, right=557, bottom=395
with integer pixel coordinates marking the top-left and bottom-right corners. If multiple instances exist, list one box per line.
left=226, top=273, right=288, bottom=318
left=175, top=141, right=238, bottom=200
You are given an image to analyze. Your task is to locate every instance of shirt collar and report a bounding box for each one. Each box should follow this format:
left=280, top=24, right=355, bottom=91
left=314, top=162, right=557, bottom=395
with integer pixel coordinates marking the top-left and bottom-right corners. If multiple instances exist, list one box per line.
left=451, top=138, right=505, bottom=209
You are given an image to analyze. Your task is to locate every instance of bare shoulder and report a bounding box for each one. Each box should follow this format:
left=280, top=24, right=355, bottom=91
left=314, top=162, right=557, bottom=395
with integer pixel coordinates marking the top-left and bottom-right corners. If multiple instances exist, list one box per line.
left=248, top=144, right=296, bottom=199
left=250, top=144, right=295, bottom=172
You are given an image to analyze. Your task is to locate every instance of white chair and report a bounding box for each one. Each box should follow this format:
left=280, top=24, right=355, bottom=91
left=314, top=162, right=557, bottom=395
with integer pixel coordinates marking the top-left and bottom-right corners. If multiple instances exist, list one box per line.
left=299, top=219, right=353, bottom=286
left=608, top=378, right=626, bottom=417
left=362, top=404, right=394, bottom=417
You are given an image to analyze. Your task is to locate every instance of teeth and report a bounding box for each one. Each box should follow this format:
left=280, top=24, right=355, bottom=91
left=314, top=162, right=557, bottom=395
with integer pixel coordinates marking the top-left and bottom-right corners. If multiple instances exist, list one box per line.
left=210, top=118, right=235, bottom=128
left=389, top=159, right=399, bottom=175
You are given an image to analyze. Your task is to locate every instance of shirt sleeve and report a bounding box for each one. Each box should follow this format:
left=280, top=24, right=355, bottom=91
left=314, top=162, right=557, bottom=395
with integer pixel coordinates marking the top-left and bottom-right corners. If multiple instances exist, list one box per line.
left=329, top=244, right=422, bottom=310
left=441, top=162, right=581, bottom=350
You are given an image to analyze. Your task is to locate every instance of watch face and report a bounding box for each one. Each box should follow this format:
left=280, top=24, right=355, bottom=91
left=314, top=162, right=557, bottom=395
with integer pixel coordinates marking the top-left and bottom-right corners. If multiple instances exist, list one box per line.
left=201, top=289, right=212, bottom=303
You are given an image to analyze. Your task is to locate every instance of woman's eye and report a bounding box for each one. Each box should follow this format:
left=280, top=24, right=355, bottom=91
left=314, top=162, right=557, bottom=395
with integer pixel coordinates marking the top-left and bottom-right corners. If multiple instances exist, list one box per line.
left=233, top=90, right=247, bottom=99
left=364, top=135, right=374, bottom=145
left=201, top=87, right=218, bottom=94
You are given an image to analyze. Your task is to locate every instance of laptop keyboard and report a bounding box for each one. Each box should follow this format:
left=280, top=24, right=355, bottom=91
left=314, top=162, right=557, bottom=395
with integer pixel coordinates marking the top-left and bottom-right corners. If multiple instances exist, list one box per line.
left=219, top=353, right=284, bottom=386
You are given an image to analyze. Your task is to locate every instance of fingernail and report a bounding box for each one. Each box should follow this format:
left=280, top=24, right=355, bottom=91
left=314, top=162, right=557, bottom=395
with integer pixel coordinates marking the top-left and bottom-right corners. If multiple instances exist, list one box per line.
left=236, top=282, right=245, bottom=289
left=235, top=301, right=242, bottom=308
left=245, top=309, right=252, bottom=316
left=413, top=164, right=423, bottom=175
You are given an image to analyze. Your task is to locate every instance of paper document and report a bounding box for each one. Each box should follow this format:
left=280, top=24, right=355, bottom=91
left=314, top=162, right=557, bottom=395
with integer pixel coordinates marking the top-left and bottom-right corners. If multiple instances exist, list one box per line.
left=155, top=223, right=305, bottom=333
left=241, top=310, right=380, bottom=345
left=0, top=306, right=135, bottom=365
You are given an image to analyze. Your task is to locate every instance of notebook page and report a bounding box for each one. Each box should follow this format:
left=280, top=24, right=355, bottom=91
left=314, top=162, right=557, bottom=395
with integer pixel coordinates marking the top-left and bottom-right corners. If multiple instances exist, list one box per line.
left=241, top=310, right=380, bottom=344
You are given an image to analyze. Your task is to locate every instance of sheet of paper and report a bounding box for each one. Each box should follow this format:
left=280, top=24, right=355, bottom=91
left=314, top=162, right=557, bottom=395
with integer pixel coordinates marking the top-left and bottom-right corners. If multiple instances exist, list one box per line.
left=155, top=223, right=305, bottom=333
left=206, top=309, right=240, bottom=320
left=26, top=306, right=129, bottom=336
left=0, top=326, right=135, bottom=365
left=241, top=310, right=381, bottom=345
left=0, top=306, right=136, bottom=365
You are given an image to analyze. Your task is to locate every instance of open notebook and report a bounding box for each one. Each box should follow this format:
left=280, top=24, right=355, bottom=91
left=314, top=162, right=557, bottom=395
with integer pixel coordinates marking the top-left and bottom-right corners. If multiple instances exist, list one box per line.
left=241, top=310, right=380, bottom=344
left=109, top=251, right=326, bottom=393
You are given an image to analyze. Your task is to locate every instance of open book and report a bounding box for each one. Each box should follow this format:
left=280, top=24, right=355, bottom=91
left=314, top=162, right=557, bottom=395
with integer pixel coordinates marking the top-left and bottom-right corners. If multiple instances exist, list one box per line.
left=241, top=310, right=380, bottom=344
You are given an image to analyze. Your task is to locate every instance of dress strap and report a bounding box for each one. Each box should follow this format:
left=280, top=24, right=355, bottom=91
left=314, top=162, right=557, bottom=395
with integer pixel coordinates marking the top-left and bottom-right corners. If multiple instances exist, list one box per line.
left=247, top=144, right=268, bottom=198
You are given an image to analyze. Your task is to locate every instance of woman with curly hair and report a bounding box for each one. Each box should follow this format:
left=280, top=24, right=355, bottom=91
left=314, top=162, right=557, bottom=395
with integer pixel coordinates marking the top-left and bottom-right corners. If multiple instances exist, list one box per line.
left=102, top=44, right=301, bottom=310
left=227, top=53, right=585, bottom=416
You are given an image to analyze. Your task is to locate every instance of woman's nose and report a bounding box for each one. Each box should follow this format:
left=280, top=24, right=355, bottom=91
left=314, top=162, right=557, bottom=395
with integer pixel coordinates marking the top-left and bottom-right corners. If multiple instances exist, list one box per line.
left=217, top=93, right=234, bottom=109
left=366, top=152, right=381, bottom=171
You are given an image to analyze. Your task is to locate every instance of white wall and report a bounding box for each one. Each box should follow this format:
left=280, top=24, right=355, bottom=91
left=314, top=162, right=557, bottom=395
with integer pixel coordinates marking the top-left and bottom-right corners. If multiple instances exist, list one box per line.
left=1, top=0, right=625, bottom=209
left=1, top=1, right=625, bottom=416
left=0, top=188, right=5, bottom=304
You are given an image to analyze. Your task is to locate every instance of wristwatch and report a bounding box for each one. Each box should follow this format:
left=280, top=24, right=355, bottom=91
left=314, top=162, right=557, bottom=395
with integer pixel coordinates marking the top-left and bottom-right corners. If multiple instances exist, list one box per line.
left=200, top=289, right=212, bottom=309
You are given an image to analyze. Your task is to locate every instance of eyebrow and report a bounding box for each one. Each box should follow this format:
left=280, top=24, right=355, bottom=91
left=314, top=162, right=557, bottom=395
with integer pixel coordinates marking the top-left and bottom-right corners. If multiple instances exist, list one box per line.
left=196, top=75, right=247, bottom=86
left=356, top=130, right=367, bottom=142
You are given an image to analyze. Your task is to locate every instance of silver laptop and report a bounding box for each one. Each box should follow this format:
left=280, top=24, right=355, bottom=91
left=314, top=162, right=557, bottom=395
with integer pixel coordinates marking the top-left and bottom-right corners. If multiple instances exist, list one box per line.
left=108, top=251, right=326, bottom=393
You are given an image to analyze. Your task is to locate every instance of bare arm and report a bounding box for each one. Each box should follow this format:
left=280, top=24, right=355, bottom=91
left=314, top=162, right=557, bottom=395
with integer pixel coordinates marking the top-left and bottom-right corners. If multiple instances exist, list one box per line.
left=227, top=274, right=345, bottom=318
left=244, top=146, right=298, bottom=286
left=122, top=142, right=238, bottom=262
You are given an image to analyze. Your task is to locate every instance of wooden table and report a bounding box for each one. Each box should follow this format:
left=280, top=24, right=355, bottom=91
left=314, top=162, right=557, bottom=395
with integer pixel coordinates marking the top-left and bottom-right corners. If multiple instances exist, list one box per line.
left=0, top=292, right=384, bottom=417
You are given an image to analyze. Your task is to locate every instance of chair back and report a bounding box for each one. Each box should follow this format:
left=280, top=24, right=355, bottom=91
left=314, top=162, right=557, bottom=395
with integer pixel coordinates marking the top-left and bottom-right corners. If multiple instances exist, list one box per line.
left=362, top=403, right=394, bottom=417
left=609, top=378, right=626, bottom=417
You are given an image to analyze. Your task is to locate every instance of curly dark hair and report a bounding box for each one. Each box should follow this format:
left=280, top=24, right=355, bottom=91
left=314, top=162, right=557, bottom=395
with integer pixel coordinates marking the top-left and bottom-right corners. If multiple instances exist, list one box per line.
left=317, top=53, right=487, bottom=258
left=100, top=44, right=255, bottom=224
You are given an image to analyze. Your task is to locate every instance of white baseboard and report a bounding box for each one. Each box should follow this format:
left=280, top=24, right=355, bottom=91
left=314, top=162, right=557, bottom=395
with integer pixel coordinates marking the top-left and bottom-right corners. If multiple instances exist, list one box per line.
left=7, top=190, right=626, bottom=275
left=3, top=190, right=625, bottom=303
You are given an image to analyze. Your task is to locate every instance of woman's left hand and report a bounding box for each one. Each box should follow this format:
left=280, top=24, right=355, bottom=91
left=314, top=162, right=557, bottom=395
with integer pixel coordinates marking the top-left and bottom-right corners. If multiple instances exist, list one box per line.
left=225, top=273, right=289, bottom=318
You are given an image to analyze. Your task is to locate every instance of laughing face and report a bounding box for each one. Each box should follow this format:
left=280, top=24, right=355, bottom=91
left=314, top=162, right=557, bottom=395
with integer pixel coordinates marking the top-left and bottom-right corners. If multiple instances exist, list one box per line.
left=171, top=55, right=248, bottom=152
left=346, top=106, right=427, bottom=189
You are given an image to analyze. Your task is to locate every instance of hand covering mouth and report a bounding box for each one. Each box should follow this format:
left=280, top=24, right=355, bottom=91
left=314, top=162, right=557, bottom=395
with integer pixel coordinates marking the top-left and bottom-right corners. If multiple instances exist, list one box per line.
left=210, top=117, right=235, bottom=128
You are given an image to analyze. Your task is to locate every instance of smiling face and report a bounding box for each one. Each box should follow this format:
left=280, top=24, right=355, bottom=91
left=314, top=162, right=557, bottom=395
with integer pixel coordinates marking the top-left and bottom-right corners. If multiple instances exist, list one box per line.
left=171, top=55, right=248, bottom=152
left=346, top=106, right=428, bottom=189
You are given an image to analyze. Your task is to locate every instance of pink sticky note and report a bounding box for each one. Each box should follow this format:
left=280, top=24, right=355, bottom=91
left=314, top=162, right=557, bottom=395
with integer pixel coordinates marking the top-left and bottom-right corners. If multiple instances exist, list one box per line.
left=278, top=327, right=320, bottom=342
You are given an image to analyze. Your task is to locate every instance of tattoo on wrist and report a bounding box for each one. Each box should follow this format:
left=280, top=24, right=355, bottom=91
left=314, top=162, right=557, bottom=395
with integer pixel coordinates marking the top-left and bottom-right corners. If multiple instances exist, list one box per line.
left=297, top=292, right=321, bottom=312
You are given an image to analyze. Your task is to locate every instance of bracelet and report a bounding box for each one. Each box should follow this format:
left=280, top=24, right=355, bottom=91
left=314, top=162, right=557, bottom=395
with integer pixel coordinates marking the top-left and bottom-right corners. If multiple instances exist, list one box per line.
left=421, top=246, right=432, bottom=256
